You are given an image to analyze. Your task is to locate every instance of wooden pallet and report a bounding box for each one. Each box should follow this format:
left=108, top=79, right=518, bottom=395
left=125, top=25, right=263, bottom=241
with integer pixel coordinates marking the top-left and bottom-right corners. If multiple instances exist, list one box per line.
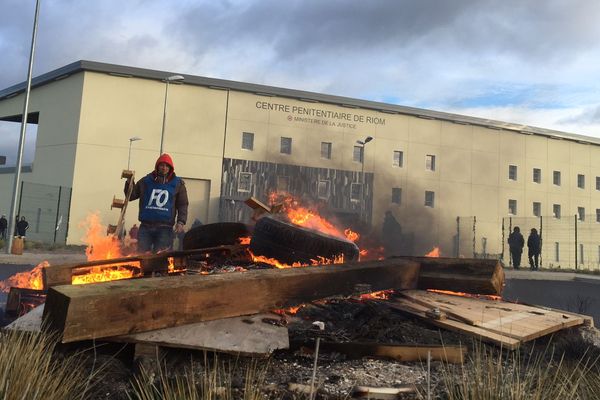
left=387, top=290, right=593, bottom=350
left=107, top=169, right=135, bottom=239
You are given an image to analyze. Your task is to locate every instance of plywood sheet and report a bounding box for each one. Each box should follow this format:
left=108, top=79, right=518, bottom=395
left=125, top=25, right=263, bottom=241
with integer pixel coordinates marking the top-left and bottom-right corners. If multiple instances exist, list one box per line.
left=388, top=290, right=592, bottom=349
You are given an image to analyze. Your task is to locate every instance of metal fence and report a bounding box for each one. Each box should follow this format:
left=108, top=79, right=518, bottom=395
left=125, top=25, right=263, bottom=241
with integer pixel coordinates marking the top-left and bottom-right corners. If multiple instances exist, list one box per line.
left=16, top=182, right=72, bottom=244
left=502, top=215, right=600, bottom=271
left=455, top=216, right=503, bottom=260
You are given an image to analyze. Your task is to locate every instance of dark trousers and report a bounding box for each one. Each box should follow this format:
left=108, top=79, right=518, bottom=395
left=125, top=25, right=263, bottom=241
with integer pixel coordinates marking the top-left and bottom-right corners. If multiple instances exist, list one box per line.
left=0, top=228, right=5, bottom=240
left=510, top=249, right=522, bottom=269
left=138, top=224, right=173, bottom=253
left=529, top=252, right=540, bottom=270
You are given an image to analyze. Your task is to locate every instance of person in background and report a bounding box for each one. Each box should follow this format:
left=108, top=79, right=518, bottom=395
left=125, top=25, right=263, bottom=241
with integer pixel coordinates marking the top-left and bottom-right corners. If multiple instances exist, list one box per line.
left=16, top=216, right=29, bottom=237
left=0, top=214, right=7, bottom=240
left=507, top=226, right=524, bottom=269
left=126, top=153, right=188, bottom=253
left=129, top=223, right=139, bottom=240
left=527, top=228, right=541, bottom=271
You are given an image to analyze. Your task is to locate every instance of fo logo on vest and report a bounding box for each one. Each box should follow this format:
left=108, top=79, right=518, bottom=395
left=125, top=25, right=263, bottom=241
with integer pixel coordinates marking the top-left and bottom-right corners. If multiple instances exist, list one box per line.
left=148, top=189, right=169, bottom=208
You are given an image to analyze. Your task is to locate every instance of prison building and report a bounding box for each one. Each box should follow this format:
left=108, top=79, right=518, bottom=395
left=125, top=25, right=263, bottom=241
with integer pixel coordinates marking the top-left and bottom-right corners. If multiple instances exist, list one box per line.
left=1, top=60, right=600, bottom=268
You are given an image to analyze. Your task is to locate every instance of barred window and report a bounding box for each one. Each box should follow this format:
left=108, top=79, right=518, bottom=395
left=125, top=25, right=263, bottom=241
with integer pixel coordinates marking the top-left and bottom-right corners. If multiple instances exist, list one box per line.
left=426, top=155, right=436, bottom=171
left=393, top=151, right=404, bottom=167
left=353, top=146, right=363, bottom=163
left=508, top=199, right=517, bottom=215
left=321, top=142, right=332, bottom=159
left=238, top=172, right=252, bottom=192
left=509, top=165, right=517, bottom=181
left=425, top=191, right=435, bottom=208
left=533, top=168, right=541, bottom=183
left=280, top=137, right=292, bottom=155
left=241, top=132, right=254, bottom=150
left=533, top=202, right=541, bottom=217
left=553, top=170, right=561, bottom=186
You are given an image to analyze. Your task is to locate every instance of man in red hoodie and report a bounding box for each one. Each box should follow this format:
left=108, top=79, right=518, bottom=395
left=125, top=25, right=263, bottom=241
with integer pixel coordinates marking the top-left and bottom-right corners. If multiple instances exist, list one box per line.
left=127, top=153, right=188, bottom=253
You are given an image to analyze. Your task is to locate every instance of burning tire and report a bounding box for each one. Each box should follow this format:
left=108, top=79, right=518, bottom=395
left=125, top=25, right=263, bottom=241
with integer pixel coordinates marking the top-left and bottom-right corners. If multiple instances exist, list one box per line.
left=250, top=216, right=359, bottom=265
left=182, top=222, right=250, bottom=250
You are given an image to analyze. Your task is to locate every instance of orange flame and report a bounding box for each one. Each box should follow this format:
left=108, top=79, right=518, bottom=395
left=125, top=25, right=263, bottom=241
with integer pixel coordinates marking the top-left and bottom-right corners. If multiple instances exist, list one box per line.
left=344, top=228, right=360, bottom=242
left=425, top=247, right=440, bottom=257
left=249, top=250, right=344, bottom=269
left=0, top=261, right=48, bottom=292
left=238, top=236, right=251, bottom=245
left=359, top=290, right=393, bottom=300
left=427, top=289, right=502, bottom=301
left=81, top=212, right=123, bottom=261
left=72, top=262, right=141, bottom=285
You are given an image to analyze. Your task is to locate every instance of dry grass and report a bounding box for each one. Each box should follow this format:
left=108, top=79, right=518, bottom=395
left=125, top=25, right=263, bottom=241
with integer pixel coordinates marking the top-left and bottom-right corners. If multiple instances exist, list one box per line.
left=436, top=342, right=600, bottom=400
left=128, top=356, right=268, bottom=400
left=0, top=329, right=95, bottom=400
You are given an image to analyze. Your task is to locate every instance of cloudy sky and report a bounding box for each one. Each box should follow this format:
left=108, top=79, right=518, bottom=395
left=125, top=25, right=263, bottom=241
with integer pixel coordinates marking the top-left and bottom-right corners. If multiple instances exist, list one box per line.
left=1, top=0, right=600, bottom=165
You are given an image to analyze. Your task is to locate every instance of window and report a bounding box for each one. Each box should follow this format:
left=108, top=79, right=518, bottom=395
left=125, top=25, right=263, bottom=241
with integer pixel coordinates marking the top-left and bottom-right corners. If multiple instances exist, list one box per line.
left=555, top=242, right=560, bottom=262
left=425, top=191, right=435, bottom=207
left=238, top=172, right=252, bottom=192
left=533, top=202, right=541, bottom=217
left=241, top=132, right=254, bottom=150
left=553, top=170, right=561, bottom=186
left=350, top=183, right=362, bottom=201
left=280, top=137, right=292, bottom=154
left=426, top=155, right=436, bottom=171
left=317, top=180, right=330, bottom=199
left=276, top=176, right=289, bottom=192
left=393, top=151, right=404, bottom=167
left=553, top=204, right=561, bottom=219
left=353, top=146, right=363, bottom=163
left=508, top=199, right=517, bottom=215
left=578, top=174, right=585, bottom=189
left=579, top=244, right=584, bottom=264
left=596, top=209, right=600, bottom=223
left=578, top=207, right=585, bottom=221
left=392, top=187, right=402, bottom=204
left=320, top=142, right=332, bottom=159
left=533, top=168, right=541, bottom=183
left=596, top=177, right=600, bottom=191
left=509, top=165, right=517, bottom=181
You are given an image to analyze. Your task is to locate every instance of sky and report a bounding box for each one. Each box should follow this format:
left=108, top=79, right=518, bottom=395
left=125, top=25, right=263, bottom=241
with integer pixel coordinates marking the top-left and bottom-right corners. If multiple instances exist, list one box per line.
left=1, top=0, right=600, bottom=165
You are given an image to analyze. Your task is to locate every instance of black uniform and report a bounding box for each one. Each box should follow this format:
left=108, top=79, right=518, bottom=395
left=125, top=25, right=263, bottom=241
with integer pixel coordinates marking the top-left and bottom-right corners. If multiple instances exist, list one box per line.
left=508, top=229, right=525, bottom=269
left=0, top=216, right=7, bottom=240
left=527, top=230, right=541, bottom=270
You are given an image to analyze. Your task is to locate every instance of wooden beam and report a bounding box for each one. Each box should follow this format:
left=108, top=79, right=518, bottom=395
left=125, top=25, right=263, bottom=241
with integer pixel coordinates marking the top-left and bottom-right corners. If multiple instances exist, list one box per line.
left=42, top=245, right=248, bottom=288
left=395, top=256, right=505, bottom=295
left=294, top=341, right=465, bottom=363
left=44, top=259, right=421, bottom=343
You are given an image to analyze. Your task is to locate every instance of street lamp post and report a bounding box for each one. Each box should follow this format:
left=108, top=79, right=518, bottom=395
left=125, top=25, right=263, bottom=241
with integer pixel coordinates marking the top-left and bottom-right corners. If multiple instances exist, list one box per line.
left=6, top=0, right=41, bottom=254
left=356, top=136, right=373, bottom=221
left=159, top=75, right=185, bottom=155
left=127, top=136, right=142, bottom=170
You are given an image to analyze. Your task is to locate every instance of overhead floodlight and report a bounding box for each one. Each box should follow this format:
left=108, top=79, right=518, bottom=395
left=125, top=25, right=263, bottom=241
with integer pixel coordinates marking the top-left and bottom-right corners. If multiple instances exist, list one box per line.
left=165, top=74, right=185, bottom=83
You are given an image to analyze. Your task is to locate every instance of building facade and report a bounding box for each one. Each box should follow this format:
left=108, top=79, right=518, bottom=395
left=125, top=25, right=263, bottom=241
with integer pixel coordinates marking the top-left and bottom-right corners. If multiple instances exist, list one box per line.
left=1, top=61, right=600, bottom=268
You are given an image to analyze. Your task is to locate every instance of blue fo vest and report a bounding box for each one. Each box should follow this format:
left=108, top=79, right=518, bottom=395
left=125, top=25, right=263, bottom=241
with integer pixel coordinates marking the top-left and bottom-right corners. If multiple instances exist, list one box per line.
left=139, top=175, right=180, bottom=223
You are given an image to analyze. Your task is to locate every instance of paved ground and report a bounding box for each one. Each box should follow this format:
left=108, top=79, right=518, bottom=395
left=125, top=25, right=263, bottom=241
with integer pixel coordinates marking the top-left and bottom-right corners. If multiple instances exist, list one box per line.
left=0, top=251, right=86, bottom=266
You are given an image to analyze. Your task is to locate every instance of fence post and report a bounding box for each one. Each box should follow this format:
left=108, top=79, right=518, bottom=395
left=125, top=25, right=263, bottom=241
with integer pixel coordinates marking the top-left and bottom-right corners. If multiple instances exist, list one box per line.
left=501, top=218, right=505, bottom=261
left=575, top=214, right=578, bottom=270
left=508, top=217, right=513, bottom=267
left=539, top=216, right=543, bottom=268
left=456, top=216, right=460, bottom=258
left=472, top=216, right=476, bottom=258
left=53, top=186, right=62, bottom=244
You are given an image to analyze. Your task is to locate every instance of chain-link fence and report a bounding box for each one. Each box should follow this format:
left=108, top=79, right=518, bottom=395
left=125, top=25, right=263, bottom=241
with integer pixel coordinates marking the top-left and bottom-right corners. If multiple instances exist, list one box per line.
left=16, top=182, right=72, bottom=244
left=502, top=215, right=600, bottom=270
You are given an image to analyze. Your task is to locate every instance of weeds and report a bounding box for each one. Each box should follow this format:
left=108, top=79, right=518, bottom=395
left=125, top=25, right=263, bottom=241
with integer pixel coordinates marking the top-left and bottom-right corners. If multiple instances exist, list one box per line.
left=0, top=329, right=96, bottom=400
left=128, top=356, right=267, bottom=400
left=435, top=341, right=600, bottom=400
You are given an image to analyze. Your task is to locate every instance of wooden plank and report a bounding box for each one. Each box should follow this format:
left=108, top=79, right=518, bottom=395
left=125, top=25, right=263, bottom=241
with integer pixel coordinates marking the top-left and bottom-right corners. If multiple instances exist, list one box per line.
left=112, top=313, right=289, bottom=357
left=43, top=258, right=421, bottom=343
left=351, top=385, right=417, bottom=399
left=295, top=341, right=465, bottom=363
left=400, top=290, right=588, bottom=342
left=386, top=297, right=521, bottom=349
left=396, top=256, right=505, bottom=295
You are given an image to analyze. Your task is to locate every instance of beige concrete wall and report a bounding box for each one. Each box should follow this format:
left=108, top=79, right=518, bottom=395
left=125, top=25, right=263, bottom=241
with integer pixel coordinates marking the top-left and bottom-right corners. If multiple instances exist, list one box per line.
left=68, top=72, right=227, bottom=243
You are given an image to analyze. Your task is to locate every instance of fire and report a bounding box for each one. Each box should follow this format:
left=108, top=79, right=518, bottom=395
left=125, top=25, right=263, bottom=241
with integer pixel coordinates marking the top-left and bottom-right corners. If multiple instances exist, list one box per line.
left=249, top=250, right=344, bottom=269
left=425, top=247, right=441, bottom=257
left=238, top=236, right=251, bottom=245
left=81, top=212, right=123, bottom=260
left=359, top=290, right=393, bottom=300
left=427, top=289, right=502, bottom=301
left=72, top=262, right=141, bottom=285
left=344, top=228, right=360, bottom=242
left=0, top=261, right=48, bottom=293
